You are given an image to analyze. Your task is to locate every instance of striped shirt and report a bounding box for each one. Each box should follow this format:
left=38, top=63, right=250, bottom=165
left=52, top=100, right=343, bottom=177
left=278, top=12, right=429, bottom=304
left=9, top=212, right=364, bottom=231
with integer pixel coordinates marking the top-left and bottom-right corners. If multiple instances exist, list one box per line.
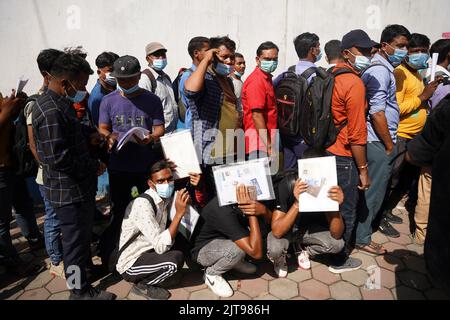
left=32, top=89, right=98, bottom=208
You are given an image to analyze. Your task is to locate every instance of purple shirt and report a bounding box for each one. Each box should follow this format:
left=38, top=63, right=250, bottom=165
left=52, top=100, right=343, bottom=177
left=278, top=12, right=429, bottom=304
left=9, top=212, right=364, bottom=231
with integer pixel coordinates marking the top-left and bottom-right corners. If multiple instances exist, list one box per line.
left=430, top=84, right=450, bottom=110
left=99, top=90, right=164, bottom=173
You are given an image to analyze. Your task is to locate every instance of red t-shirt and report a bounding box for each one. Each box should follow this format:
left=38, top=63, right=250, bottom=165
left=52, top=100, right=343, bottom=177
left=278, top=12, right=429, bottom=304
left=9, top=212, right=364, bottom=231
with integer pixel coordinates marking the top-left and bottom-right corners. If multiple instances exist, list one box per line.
left=241, top=67, right=278, bottom=155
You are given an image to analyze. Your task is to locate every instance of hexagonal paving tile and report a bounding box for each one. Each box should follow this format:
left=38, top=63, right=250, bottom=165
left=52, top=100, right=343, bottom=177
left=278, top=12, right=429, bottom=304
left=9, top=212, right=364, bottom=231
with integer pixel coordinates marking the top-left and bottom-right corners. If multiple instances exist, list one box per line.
left=178, top=271, right=207, bottom=292
left=394, top=221, right=412, bottom=235
left=402, top=255, right=427, bottom=274
left=287, top=268, right=312, bottom=283
left=221, top=291, right=251, bottom=300
left=398, top=270, right=431, bottom=291
left=239, top=278, right=269, bottom=298
left=106, top=280, right=132, bottom=299
left=127, top=290, right=148, bottom=300
left=371, top=232, right=390, bottom=245
left=269, top=278, right=298, bottom=300
left=48, top=291, right=70, bottom=300
left=24, top=271, right=53, bottom=291
left=253, top=294, right=279, bottom=300
left=169, top=288, right=190, bottom=300
left=389, top=233, right=413, bottom=246
left=45, top=277, right=68, bottom=294
left=290, top=296, right=306, bottom=300
left=341, top=269, right=369, bottom=287
left=361, top=287, right=394, bottom=300
left=406, top=243, right=424, bottom=256
left=17, top=288, right=50, bottom=300
left=383, top=243, right=410, bottom=258
left=311, top=265, right=340, bottom=285
left=299, top=279, right=330, bottom=300
left=375, top=255, right=405, bottom=272
left=190, top=288, right=219, bottom=300
left=393, top=286, right=425, bottom=300
left=379, top=268, right=398, bottom=289
left=330, top=281, right=362, bottom=300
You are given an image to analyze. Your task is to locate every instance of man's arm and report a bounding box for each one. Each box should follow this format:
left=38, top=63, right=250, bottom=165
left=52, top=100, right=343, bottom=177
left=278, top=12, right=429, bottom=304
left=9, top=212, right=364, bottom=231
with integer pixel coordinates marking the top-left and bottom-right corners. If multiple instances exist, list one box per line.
left=185, top=49, right=219, bottom=93
left=0, top=94, right=23, bottom=128
left=252, top=110, right=271, bottom=153
left=234, top=216, right=263, bottom=259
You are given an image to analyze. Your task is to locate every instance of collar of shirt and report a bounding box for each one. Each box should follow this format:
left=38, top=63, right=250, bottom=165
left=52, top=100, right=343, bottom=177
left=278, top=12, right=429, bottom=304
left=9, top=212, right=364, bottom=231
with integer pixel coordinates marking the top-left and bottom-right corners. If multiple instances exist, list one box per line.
left=334, top=62, right=359, bottom=75
left=295, top=60, right=316, bottom=73
left=190, top=63, right=198, bottom=72
left=372, top=53, right=394, bottom=72
left=149, top=66, right=169, bottom=81
left=47, top=88, right=72, bottom=106
left=254, top=66, right=273, bottom=80
left=145, top=187, right=165, bottom=207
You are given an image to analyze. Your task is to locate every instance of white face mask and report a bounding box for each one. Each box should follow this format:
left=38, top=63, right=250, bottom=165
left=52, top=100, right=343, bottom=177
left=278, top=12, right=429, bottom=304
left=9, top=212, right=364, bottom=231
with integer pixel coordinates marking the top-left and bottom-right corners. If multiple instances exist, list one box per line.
left=104, top=72, right=117, bottom=86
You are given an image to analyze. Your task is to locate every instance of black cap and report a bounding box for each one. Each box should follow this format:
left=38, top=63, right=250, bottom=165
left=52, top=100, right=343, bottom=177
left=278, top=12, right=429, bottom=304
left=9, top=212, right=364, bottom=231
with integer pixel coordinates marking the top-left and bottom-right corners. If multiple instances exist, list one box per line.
left=110, top=55, right=141, bottom=78
left=341, top=29, right=379, bottom=50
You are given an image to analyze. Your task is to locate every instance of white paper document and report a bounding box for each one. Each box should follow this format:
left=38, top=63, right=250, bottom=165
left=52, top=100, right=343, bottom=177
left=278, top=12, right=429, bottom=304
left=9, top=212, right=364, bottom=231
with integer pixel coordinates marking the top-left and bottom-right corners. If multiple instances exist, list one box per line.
left=160, top=130, right=201, bottom=179
left=16, top=76, right=29, bottom=94
left=169, top=195, right=200, bottom=240
left=297, top=156, right=339, bottom=213
left=430, top=53, right=439, bottom=82
left=116, top=127, right=150, bottom=151
left=213, top=158, right=275, bottom=207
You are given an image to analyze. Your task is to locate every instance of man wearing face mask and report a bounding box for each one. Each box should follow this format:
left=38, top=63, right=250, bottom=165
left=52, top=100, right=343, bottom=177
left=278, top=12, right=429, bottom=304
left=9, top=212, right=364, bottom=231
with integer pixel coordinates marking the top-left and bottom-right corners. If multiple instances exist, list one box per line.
left=323, top=30, right=376, bottom=273
left=273, top=32, right=323, bottom=169
left=32, top=53, right=113, bottom=300
left=355, top=25, right=411, bottom=254
left=242, top=42, right=279, bottom=160
left=98, top=55, right=165, bottom=270
left=117, top=160, right=196, bottom=300
left=88, top=52, right=119, bottom=127
left=230, top=52, right=246, bottom=126
left=140, top=42, right=178, bottom=134
left=184, top=36, right=239, bottom=200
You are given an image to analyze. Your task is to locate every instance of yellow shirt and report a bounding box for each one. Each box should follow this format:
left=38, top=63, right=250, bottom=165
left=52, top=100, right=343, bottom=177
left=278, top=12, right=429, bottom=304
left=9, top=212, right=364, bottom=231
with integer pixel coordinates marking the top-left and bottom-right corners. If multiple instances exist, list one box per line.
left=394, top=64, right=427, bottom=139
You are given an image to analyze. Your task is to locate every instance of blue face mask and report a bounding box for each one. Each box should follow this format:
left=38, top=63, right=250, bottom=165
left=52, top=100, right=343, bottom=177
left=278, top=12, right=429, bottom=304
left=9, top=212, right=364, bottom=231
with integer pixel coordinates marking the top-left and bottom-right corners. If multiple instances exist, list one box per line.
left=406, top=53, right=430, bottom=70
left=315, top=49, right=323, bottom=63
left=117, top=83, right=140, bottom=95
left=260, top=60, right=278, bottom=74
left=348, top=51, right=372, bottom=71
left=104, top=72, right=117, bottom=87
left=234, top=70, right=243, bottom=78
left=155, top=182, right=175, bottom=199
left=385, top=44, right=408, bottom=67
left=152, top=59, right=168, bottom=71
left=66, top=82, right=87, bottom=103
left=215, top=62, right=233, bottom=76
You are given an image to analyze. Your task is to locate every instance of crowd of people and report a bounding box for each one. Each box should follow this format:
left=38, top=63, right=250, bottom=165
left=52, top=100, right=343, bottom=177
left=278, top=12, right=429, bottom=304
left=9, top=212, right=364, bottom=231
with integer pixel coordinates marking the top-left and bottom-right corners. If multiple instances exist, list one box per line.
left=1, top=23, right=449, bottom=300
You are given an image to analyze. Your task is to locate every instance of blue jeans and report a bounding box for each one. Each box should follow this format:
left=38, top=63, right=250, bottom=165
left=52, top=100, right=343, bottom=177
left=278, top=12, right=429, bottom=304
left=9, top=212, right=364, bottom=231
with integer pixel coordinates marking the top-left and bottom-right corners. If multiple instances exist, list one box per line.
left=356, top=142, right=397, bottom=246
left=281, top=136, right=309, bottom=170
left=38, top=185, right=63, bottom=265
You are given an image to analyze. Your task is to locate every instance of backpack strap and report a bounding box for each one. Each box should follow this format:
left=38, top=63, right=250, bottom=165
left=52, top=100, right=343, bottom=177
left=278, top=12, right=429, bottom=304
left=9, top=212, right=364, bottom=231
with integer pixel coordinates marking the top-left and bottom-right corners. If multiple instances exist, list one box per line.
left=117, top=193, right=158, bottom=257
left=300, top=67, right=317, bottom=80
left=362, top=62, right=391, bottom=75
left=288, top=65, right=296, bottom=73
left=141, top=69, right=157, bottom=93
left=332, top=68, right=354, bottom=77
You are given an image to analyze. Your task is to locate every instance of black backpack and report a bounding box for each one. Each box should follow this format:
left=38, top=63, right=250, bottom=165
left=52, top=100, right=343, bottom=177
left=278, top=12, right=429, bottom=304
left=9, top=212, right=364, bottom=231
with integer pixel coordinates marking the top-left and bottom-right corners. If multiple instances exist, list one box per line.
left=275, top=66, right=352, bottom=149
left=107, top=193, right=158, bottom=273
left=172, top=68, right=193, bottom=123
left=12, top=95, right=39, bottom=177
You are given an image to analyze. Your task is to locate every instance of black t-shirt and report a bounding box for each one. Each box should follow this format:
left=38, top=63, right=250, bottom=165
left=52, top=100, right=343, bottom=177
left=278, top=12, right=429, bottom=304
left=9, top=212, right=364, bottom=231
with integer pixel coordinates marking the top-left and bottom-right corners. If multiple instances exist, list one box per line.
left=407, top=94, right=450, bottom=293
left=191, top=196, right=274, bottom=260
left=274, top=173, right=329, bottom=229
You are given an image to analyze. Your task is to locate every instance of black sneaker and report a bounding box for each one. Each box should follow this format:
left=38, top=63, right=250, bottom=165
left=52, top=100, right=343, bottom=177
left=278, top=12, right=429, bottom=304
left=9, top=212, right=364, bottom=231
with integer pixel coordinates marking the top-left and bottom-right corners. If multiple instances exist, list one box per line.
left=378, top=218, right=400, bottom=238
left=131, top=283, right=171, bottom=300
left=384, top=211, right=403, bottom=224
left=28, top=237, right=45, bottom=251
left=69, top=286, right=116, bottom=300
left=328, top=257, right=362, bottom=274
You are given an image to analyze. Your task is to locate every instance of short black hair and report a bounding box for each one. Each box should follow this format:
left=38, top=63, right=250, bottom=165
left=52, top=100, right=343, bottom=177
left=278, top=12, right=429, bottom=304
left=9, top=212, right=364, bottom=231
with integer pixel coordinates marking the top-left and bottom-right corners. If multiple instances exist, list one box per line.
left=64, top=46, right=88, bottom=59
left=95, top=51, right=119, bottom=69
left=408, top=33, right=430, bottom=49
left=324, top=40, right=343, bottom=61
left=188, top=36, right=210, bottom=59
left=430, top=39, right=450, bottom=64
left=37, top=49, right=64, bottom=73
left=380, top=24, right=411, bottom=44
left=256, top=41, right=279, bottom=57
left=150, top=160, right=172, bottom=177
left=235, top=52, right=244, bottom=59
left=50, top=53, right=94, bottom=80
left=302, top=148, right=329, bottom=159
left=209, top=36, right=236, bottom=52
left=294, top=32, right=320, bottom=59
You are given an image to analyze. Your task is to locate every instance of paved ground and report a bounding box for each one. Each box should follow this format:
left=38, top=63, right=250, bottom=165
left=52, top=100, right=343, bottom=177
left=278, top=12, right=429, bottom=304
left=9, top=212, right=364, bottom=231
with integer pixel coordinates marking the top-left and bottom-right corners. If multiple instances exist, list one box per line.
left=1, top=205, right=449, bottom=301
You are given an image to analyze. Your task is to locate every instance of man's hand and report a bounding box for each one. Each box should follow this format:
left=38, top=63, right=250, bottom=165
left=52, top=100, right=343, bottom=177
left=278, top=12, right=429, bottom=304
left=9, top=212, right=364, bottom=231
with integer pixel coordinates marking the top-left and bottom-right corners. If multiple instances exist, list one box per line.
left=106, top=132, right=119, bottom=151
left=188, top=172, right=201, bottom=187
left=89, top=132, right=106, bottom=147
left=133, top=133, right=153, bottom=145
left=357, top=169, right=371, bottom=191
left=205, top=48, right=221, bottom=65
left=175, top=188, right=190, bottom=216
left=97, top=162, right=107, bottom=176
left=0, top=91, right=25, bottom=118
left=328, top=186, right=344, bottom=205
left=293, top=179, right=308, bottom=202
left=419, top=79, right=440, bottom=102
left=236, top=184, right=252, bottom=204
left=385, top=143, right=394, bottom=155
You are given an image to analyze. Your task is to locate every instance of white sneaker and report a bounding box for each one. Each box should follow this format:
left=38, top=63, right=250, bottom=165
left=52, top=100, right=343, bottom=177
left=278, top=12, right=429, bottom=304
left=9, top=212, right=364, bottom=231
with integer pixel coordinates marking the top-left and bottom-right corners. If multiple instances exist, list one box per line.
left=49, top=262, right=66, bottom=279
left=233, top=260, right=257, bottom=274
left=205, top=274, right=233, bottom=298
left=272, top=255, right=288, bottom=278
left=297, top=250, right=311, bottom=270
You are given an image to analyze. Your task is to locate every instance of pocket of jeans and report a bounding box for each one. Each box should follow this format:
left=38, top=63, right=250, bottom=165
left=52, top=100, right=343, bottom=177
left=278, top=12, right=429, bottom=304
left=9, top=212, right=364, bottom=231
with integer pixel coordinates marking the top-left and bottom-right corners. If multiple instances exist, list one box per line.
left=336, top=163, right=351, bottom=188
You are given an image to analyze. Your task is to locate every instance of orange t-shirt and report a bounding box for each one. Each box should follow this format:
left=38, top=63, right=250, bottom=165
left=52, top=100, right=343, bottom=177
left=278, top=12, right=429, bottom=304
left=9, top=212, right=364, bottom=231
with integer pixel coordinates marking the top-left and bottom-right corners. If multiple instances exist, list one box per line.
left=327, top=63, right=368, bottom=157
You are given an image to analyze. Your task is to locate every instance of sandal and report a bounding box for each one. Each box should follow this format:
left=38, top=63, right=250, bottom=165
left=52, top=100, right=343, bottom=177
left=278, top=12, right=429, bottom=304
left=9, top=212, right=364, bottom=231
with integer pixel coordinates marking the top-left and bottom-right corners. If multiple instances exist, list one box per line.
left=355, top=241, right=387, bottom=255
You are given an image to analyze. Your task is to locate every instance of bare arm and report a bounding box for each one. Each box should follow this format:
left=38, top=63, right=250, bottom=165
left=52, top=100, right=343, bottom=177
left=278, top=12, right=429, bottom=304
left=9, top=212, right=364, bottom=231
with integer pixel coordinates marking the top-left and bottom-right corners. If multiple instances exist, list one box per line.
left=350, top=145, right=371, bottom=190
left=27, top=125, right=39, bottom=162
left=234, top=216, right=263, bottom=259
left=252, top=110, right=270, bottom=153
left=185, top=49, right=219, bottom=93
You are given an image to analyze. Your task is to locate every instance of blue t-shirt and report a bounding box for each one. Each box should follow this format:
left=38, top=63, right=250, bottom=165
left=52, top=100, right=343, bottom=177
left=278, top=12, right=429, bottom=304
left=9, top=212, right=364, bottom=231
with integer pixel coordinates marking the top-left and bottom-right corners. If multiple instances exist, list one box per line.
left=87, top=81, right=105, bottom=126
left=99, top=90, right=164, bottom=173
left=179, top=64, right=196, bottom=129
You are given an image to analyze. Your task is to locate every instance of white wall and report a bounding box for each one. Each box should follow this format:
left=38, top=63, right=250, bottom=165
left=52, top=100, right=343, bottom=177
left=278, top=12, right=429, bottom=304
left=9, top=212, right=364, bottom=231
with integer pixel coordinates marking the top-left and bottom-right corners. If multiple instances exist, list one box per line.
left=0, top=0, right=449, bottom=94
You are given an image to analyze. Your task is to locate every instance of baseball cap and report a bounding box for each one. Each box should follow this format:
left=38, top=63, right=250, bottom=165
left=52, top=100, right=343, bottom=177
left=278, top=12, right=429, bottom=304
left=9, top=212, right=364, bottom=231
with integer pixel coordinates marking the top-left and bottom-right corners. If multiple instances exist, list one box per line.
left=145, top=42, right=167, bottom=56
left=110, top=55, right=141, bottom=78
left=341, top=30, right=379, bottom=50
